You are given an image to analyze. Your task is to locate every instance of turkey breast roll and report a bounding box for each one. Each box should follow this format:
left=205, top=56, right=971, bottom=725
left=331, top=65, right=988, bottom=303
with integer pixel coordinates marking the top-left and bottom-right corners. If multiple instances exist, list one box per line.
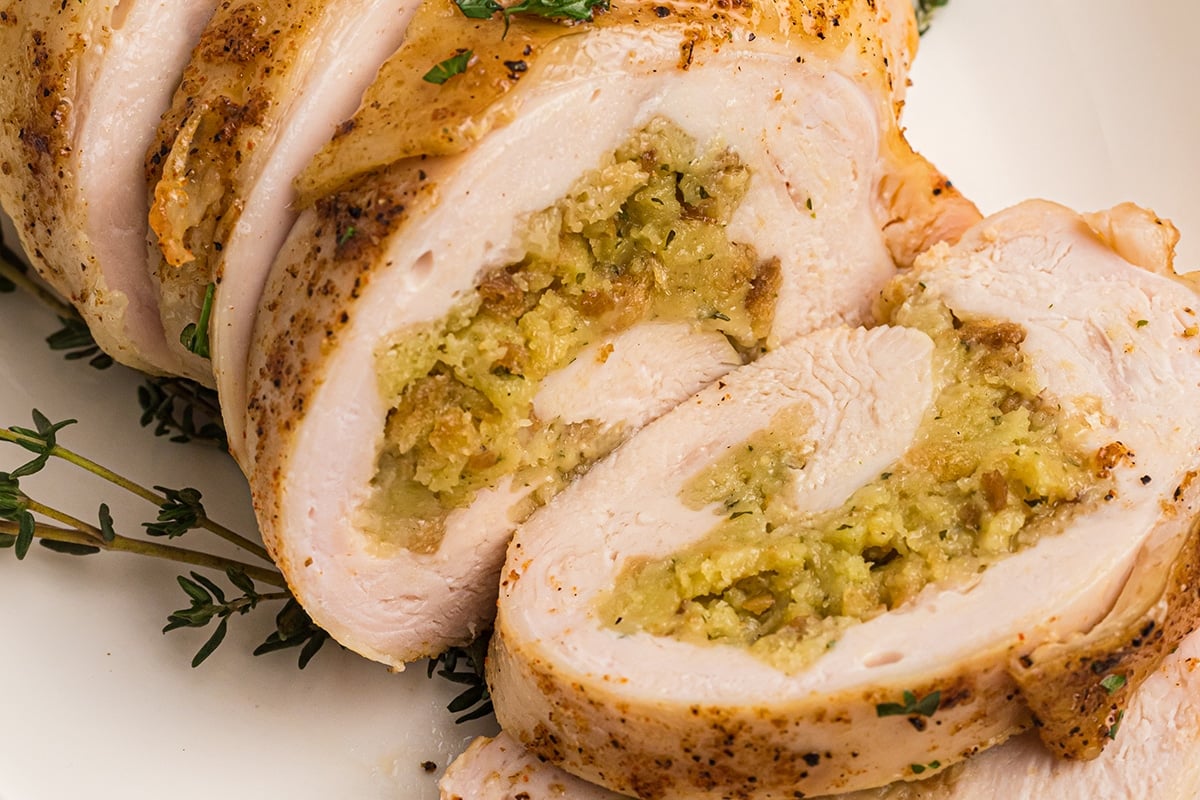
left=245, top=0, right=979, bottom=668
left=487, top=201, right=1200, bottom=797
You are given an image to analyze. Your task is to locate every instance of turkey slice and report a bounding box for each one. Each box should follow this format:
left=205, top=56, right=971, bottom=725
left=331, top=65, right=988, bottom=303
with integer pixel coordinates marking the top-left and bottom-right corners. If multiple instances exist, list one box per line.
left=440, top=614, right=1200, bottom=800
left=0, top=0, right=219, bottom=374
left=244, top=0, right=978, bottom=669
left=146, top=0, right=418, bottom=403
left=487, top=201, right=1200, bottom=797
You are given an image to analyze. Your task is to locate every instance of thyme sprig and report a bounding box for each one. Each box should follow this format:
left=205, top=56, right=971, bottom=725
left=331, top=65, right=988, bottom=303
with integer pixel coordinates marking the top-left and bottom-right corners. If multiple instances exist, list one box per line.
left=0, top=411, right=268, bottom=561
left=0, top=409, right=336, bottom=668
left=137, top=376, right=227, bottom=447
left=164, top=569, right=291, bottom=667
left=0, top=515, right=283, bottom=586
left=428, top=634, right=494, bottom=723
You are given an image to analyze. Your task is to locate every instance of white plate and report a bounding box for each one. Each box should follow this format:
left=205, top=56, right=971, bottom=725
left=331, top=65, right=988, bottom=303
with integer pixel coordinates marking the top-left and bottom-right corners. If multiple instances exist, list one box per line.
left=0, top=2, right=1197, bottom=797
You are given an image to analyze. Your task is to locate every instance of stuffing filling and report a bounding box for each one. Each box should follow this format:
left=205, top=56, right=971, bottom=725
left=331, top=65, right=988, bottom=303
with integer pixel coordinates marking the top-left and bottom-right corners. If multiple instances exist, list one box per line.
left=361, top=118, right=780, bottom=552
left=603, top=294, right=1105, bottom=673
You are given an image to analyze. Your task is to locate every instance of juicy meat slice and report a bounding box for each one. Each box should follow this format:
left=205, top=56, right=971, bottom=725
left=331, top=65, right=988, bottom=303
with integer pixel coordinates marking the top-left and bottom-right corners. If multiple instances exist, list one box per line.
left=486, top=201, right=1200, bottom=797
left=146, top=0, right=419, bottom=416
left=244, top=0, right=978, bottom=670
left=0, top=0, right=219, bottom=374
left=442, top=618, right=1200, bottom=800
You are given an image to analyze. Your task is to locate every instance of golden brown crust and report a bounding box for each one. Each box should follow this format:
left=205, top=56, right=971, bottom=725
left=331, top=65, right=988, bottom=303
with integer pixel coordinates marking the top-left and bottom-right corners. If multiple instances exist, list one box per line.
left=489, top=597, right=1027, bottom=797
left=1010, top=469, right=1200, bottom=759
left=0, top=0, right=102, bottom=305
left=298, top=0, right=917, bottom=201
left=147, top=0, right=318, bottom=274
left=145, top=0, right=333, bottom=380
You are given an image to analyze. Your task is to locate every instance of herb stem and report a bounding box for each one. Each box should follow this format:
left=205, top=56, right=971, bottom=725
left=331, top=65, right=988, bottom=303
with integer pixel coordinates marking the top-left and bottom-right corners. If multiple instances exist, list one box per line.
left=0, top=519, right=288, bottom=588
left=0, top=249, right=77, bottom=321
left=24, top=498, right=105, bottom=539
left=0, top=427, right=271, bottom=562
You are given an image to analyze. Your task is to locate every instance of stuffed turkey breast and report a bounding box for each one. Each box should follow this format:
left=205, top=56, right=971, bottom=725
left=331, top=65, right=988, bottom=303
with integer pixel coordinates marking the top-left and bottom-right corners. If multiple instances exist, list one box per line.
left=244, top=0, right=979, bottom=668
left=487, top=200, right=1200, bottom=798
left=441, top=614, right=1200, bottom=800
left=146, top=0, right=418, bottom=392
left=0, top=0, right=219, bottom=374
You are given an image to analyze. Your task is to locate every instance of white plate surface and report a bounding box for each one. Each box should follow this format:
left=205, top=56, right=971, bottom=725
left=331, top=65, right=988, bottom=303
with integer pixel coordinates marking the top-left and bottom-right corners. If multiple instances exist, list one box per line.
left=0, top=1, right=1197, bottom=798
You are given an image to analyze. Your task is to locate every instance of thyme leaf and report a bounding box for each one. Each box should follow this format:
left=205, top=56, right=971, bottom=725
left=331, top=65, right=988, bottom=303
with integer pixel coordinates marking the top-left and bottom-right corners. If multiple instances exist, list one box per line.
left=252, top=598, right=330, bottom=669
left=46, top=316, right=114, bottom=369
left=428, top=634, right=494, bottom=723
left=1107, top=708, right=1126, bottom=740
left=1100, top=673, right=1127, bottom=694
left=180, top=282, right=215, bottom=359
left=143, top=485, right=206, bottom=539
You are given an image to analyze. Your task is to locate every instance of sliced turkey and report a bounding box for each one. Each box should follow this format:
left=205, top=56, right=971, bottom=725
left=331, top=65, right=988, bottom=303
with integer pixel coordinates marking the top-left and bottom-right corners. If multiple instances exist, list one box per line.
left=441, top=617, right=1200, bottom=800
left=440, top=732, right=623, bottom=800
left=243, top=0, right=979, bottom=669
left=0, top=0, right=219, bottom=374
left=145, top=0, right=418, bottom=405
left=487, top=200, right=1200, bottom=797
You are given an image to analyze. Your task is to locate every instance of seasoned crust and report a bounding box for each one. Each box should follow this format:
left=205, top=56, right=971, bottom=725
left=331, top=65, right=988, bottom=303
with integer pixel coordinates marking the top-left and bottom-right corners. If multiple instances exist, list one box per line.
left=1011, top=469, right=1200, bottom=759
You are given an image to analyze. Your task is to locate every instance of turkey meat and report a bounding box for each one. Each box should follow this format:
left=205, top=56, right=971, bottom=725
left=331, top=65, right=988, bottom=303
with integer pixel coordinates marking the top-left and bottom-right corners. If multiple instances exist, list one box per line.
left=487, top=201, right=1200, bottom=797
left=0, top=0, right=220, bottom=374
left=146, top=0, right=419, bottom=418
left=243, top=0, right=978, bottom=668
left=441, top=615, right=1200, bottom=800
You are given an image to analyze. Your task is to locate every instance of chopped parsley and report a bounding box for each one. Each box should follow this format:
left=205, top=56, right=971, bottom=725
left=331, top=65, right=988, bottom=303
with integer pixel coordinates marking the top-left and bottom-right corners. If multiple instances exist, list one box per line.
left=1100, top=673, right=1127, bottom=694
left=423, top=50, right=474, bottom=85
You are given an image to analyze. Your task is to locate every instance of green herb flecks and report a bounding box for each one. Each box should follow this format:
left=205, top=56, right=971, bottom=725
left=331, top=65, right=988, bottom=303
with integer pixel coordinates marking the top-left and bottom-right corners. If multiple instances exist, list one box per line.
left=910, top=760, right=942, bottom=775
left=454, top=0, right=608, bottom=34
left=180, top=282, right=215, bottom=359
left=1107, top=708, right=1126, bottom=740
left=423, top=50, right=474, bottom=85
left=1100, top=673, right=1127, bottom=694
left=876, top=689, right=941, bottom=718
